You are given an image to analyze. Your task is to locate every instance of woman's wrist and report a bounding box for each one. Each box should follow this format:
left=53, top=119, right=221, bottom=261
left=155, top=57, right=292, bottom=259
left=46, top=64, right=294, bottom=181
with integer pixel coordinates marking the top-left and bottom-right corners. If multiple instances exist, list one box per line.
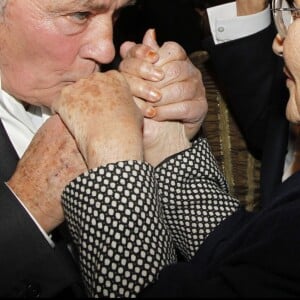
left=144, top=122, right=191, bottom=167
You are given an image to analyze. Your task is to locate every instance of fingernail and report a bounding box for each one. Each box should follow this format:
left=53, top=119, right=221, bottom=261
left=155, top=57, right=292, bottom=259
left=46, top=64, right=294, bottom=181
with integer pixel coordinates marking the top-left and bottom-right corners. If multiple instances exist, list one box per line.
left=149, top=89, right=161, bottom=101
left=146, top=107, right=157, bottom=118
left=147, top=50, right=158, bottom=60
left=151, top=69, right=164, bottom=81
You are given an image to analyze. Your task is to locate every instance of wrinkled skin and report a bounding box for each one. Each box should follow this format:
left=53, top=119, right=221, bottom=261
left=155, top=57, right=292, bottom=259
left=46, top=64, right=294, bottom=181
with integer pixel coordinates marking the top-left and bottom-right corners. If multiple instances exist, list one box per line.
left=4, top=0, right=133, bottom=233
left=119, top=29, right=207, bottom=142
left=7, top=115, right=87, bottom=232
left=52, top=71, right=144, bottom=169
left=272, top=0, right=300, bottom=123
left=119, top=29, right=207, bottom=164
left=4, top=0, right=206, bottom=233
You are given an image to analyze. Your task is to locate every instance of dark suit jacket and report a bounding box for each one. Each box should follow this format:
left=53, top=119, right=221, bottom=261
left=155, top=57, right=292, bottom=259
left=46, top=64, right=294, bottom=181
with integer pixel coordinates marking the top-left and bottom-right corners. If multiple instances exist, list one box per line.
left=202, top=24, right=290, bottom=206
left=0, top=120, right=86, bottom=297
left=140, top=171, right=300, bottom=297
left=138, top=25, right=300, bottom=297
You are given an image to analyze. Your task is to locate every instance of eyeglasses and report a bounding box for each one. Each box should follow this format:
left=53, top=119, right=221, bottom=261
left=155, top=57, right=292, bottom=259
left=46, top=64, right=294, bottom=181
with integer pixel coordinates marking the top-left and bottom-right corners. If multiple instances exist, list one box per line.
left=272, top=0, right=300, bottom=38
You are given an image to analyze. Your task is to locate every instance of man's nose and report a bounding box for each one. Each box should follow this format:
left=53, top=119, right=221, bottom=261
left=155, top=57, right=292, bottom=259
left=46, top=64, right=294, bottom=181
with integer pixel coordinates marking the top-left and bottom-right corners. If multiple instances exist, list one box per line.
left=79, top=17, right=116, bottom=64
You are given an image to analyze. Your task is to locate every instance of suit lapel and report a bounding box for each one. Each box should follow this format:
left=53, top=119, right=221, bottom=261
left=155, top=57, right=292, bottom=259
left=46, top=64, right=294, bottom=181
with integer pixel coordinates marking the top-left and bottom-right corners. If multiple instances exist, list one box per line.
left=260, top=62, right=290, bottom=206
left=0, top=120, right=19, bottom=181
left=261, top=116, right=288, bottom=205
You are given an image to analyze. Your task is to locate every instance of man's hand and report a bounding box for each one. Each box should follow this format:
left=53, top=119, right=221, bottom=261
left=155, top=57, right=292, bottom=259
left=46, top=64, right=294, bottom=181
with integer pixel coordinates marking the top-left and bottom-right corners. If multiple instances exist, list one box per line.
left=7, top=115, right=87, bottom=233
left=119, top=29, right=207, bottom=142
left=236, top=0, right=269, bottom=16
left=52, top=71, right=144, bottom=169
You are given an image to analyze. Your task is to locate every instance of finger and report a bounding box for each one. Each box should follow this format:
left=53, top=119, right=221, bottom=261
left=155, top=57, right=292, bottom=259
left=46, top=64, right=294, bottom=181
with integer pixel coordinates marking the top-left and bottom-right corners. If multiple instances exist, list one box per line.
left=142, top=28, right=160, bottom=51
left=119, top=57, right=164, bottom=82
left=152, top=99, right=207, bottom=125
left=124, top=74, right=162, bottom=103
left=133, top=97, right=157, bottom=118
left=153, top=80, right=198, bottom=106
left=154, top=59, right=201, bottom=88
left=120, top=42, right=159, bottom=63
left=120, top=29, right=160, bottom=61
left=155, top=41, right=187, bottom=67
left=119, top=41, right=137, bottom=58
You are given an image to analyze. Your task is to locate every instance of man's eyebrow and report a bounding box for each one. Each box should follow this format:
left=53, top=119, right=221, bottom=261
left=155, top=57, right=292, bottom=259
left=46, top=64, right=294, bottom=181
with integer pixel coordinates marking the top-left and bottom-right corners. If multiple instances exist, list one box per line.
left=68, top=0, right=136, bottom=10
left=54, top=0, right=99, bottom=10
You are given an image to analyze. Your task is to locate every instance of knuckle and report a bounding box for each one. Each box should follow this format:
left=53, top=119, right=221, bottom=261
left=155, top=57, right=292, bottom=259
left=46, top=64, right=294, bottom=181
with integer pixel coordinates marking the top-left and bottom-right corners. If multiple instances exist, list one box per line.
left=141, top=62, right=155, bottom=77
left=176, top=84, right=185, bottom=99
left=135, top=44, right=151, bottom=58
left=118, top=59, right=126, bottom=71
left=182, top=98, right=208, bottom=123
left=180, top=101, right=192, bottom=116
left=164, top=64, right=181, bottom=81
left=162, top=41, right=187, bottom=59
left=118, top=57, right=135, bottom=73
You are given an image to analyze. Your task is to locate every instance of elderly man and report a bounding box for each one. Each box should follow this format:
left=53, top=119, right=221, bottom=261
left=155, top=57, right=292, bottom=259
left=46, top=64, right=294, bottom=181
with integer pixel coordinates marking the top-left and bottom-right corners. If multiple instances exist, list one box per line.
left=0, top=0, right=216, bottom=297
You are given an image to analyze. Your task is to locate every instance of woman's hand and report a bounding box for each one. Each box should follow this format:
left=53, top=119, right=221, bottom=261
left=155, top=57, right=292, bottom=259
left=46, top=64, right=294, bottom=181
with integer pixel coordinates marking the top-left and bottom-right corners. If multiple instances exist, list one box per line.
left=119, top=29, right=207, bottom=141
left=119, top=29, right=207, bottom=165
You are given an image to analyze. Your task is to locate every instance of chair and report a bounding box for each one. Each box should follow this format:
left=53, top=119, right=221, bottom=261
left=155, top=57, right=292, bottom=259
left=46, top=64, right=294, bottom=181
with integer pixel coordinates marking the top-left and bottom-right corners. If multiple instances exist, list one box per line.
left=190, top=51, right=261, bottom=211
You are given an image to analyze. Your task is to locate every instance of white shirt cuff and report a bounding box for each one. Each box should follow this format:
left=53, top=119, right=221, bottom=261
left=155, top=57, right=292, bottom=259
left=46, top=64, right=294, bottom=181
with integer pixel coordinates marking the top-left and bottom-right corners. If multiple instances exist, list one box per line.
left=207, top=2, right=271, bottom=45
left=5, top=182, right=55, bottom=248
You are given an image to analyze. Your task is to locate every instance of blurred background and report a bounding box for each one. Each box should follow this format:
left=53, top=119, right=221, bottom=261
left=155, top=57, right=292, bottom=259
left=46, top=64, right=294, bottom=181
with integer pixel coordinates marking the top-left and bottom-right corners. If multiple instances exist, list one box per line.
left=113, top=0, right=233, bottom=55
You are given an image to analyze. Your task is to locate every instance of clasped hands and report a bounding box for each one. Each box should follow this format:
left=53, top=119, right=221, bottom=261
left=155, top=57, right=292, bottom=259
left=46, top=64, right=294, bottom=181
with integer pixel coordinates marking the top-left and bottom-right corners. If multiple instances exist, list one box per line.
left=54, top=29, right=207, bottom=168
left=7, top=29, right=207, bottom=232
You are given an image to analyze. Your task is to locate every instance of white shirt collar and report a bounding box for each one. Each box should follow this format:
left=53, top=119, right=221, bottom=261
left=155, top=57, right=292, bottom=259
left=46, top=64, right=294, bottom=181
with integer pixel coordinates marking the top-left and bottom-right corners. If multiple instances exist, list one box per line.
left=0, top=78, right=51, bottom=157
left=0, top=75, right=55, bottom=247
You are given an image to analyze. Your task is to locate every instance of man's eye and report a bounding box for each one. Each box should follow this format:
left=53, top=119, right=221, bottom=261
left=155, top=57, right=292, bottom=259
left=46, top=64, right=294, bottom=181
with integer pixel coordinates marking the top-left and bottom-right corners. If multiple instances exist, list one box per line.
left=69, top=11, right=92, bottom=23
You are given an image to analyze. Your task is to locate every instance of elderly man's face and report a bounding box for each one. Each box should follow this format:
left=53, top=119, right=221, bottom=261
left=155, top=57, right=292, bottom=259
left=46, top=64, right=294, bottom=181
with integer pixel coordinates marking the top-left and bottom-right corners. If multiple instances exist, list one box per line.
left=273, top=0, right=300, bottom=123
left=0, top=0, right=133, bottom=107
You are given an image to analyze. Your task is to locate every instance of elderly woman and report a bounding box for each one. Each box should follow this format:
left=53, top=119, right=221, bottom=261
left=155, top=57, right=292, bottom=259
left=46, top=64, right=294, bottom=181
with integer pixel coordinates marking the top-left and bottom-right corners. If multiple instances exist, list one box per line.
left=59, top=0, right=300, bottom=297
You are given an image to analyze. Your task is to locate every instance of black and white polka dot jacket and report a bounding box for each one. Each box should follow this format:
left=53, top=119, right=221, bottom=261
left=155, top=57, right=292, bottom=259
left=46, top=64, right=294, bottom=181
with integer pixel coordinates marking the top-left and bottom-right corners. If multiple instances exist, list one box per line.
left=62, top=138, right=240, bottom=297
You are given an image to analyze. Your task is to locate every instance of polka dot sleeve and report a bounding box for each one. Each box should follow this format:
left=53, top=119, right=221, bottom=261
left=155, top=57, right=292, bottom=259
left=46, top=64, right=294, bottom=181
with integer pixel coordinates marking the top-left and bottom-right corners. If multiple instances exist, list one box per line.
left=62, top=161, right=176, bottom=298
left=155, top=138, right=240, bottom=260
left=62, top=138, right=239, bottom=297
